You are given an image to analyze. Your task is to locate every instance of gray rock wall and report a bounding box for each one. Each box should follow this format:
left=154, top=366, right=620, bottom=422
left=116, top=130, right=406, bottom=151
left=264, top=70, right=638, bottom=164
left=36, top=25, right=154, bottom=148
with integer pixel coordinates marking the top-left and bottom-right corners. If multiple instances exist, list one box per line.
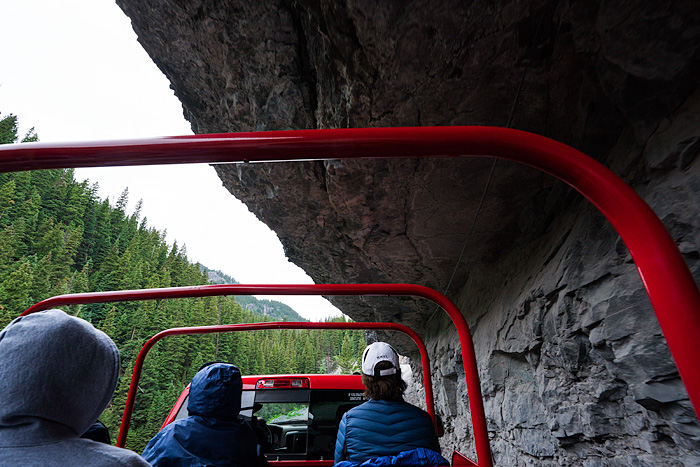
left=115, top=0, right=700, bottom=463
left=422, top=90, right=700, bottom=465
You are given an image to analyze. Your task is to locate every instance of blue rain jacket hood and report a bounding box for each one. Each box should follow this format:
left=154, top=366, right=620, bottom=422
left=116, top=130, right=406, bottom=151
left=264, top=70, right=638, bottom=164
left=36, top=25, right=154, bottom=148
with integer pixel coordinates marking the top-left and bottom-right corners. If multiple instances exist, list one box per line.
left=142, top=363, right=266, bottom=467
left=0, top=309, right=149, bottom=466
left=187, top=363, right=242, bottom=419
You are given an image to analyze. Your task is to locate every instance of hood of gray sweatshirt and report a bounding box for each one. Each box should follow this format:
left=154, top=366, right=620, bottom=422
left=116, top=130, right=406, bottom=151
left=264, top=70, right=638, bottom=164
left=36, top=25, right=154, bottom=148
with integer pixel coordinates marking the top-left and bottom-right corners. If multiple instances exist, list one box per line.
left=0, top=309, right=120, bottom=445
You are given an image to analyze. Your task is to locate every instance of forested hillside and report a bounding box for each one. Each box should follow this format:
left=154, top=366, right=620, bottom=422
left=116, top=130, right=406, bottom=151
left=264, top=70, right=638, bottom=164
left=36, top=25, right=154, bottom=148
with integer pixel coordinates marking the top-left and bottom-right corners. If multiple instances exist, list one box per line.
left=0, top=113, right=366, bottom=451
left=203, top=266, right=306, bottom=321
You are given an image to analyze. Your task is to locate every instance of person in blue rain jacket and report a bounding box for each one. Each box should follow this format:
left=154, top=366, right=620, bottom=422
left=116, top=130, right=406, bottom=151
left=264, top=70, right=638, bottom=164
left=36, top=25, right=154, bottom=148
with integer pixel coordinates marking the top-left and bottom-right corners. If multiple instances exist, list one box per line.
left=142, top=362, right=267, bottom=467
left=334, top=342, right=445, bottom=465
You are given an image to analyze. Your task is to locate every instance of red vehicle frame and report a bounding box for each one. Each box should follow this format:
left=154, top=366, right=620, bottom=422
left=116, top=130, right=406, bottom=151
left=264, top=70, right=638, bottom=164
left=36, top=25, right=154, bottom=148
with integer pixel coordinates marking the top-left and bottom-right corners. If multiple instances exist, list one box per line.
left=160, top=373, right=368, bottom=429
left=5, top=126, right=700, bottom=467
left=23, top=284, right=486, bottom=466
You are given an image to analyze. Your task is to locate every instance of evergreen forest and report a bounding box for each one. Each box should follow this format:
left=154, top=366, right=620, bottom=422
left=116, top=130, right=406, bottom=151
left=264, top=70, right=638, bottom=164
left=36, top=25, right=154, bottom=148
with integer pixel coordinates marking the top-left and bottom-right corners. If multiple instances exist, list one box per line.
left=0, top=113, right=366, bottom=451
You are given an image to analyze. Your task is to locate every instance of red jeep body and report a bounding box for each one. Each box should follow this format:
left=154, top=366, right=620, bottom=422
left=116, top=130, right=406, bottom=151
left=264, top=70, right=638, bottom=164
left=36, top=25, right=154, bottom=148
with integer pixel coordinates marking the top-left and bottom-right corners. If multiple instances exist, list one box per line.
left=163, top=374, right=366, bottom=463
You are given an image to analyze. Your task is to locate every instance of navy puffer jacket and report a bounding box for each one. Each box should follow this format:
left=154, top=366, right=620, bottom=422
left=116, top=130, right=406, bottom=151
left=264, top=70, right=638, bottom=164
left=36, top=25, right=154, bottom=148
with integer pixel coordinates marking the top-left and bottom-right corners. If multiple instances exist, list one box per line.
left=334, top=399, right=441, bottom=464
left=142, top=363, right=266, bottom=467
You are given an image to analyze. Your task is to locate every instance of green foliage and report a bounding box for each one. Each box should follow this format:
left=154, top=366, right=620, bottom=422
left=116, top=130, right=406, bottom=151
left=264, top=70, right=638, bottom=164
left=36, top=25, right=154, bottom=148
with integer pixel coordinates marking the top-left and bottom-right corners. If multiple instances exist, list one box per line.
left=234, top=295, right=306, bottom=322
left=0, top=113, right=19, bottom=144
left=203, top=266, right=306, bottom=322
left=0, top=120, right=366, bottom=452
left=0, top=113, right=38, bottom=145
left=334, top=332, right=361, bottom=374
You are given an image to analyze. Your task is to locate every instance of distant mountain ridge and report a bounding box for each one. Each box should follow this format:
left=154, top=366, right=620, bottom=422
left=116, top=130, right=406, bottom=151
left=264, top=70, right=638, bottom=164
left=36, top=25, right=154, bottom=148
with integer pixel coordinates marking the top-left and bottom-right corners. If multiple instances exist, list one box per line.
left=202, top=266, right=307, bottom=322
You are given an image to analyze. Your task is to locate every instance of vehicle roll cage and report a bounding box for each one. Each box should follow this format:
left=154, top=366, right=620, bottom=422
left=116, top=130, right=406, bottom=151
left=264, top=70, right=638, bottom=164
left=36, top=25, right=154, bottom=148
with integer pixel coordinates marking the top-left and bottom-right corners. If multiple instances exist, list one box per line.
left=121, top=307, right=439, bottom=449
left=5, top=126, right=700, bottom=467
left=22, top=284, right=481, bottom=461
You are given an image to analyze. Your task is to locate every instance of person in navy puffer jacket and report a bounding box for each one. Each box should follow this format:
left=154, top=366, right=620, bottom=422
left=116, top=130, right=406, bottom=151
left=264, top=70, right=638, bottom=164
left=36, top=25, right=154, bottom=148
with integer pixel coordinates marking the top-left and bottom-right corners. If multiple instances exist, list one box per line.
left=142, top=362, right=267, bottom=467
left=334, top=342, right=443, bottom=465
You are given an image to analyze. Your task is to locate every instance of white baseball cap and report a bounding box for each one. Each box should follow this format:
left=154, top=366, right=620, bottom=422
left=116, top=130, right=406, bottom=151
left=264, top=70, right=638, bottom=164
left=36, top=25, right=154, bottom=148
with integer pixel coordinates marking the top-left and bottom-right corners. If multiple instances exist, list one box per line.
left=362, top=342, right=400, bottom=376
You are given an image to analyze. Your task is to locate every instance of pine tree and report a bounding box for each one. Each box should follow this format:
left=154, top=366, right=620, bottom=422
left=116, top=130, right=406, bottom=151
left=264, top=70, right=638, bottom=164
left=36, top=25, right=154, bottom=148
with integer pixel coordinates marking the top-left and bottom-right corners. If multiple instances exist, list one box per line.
left=0, top=113, right=19, bottom=144
left=0, top=259, right=34, bottom=321
left=0, top=225, right=20, bottom=282
left=0, top=113, right=34, bottom=145
left=0, top=180, right=16, bottom=226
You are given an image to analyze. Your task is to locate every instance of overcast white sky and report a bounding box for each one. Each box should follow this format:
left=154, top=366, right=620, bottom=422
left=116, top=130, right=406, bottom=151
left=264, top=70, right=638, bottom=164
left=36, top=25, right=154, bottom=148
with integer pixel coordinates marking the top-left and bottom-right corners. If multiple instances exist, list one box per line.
left=0, top=0, right=342, bottom=320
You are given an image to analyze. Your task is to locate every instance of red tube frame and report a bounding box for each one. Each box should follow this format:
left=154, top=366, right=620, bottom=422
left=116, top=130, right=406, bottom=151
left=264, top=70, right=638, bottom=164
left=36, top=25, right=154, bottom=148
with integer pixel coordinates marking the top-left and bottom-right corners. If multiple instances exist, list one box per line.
left=7, top=125, right=700, bottom=463
left=115, top=320, right=434, bottom=448
left=22, top=283, right=490, bottom=465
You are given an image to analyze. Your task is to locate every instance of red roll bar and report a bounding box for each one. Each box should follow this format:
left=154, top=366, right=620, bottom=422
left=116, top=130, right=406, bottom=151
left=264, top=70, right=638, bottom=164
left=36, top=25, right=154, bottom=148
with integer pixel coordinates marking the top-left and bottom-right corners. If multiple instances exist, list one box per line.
left=7, top=125, right=700, bottom=463
left=23, top=283, right=490, bottom=465
left=116, top=321, right=434, bottom=448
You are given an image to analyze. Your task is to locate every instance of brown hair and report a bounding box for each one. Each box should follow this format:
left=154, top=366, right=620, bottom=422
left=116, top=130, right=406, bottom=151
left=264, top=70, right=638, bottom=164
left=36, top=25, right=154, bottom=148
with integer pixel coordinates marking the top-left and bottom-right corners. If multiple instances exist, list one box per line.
left=362, top=361, right=407, bottom=400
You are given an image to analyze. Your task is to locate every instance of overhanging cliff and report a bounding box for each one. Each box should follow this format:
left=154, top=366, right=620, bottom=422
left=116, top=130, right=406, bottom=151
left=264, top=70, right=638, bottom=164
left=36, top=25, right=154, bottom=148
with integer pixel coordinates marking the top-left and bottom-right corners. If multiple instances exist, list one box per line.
left=116, top=0, right=700, bottom=464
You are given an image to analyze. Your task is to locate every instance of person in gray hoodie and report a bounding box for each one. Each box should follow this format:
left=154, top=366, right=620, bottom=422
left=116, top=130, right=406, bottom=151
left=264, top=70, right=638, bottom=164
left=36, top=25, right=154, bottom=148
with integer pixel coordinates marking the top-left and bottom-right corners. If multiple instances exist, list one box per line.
left=0, top=309, right=150, bottom=466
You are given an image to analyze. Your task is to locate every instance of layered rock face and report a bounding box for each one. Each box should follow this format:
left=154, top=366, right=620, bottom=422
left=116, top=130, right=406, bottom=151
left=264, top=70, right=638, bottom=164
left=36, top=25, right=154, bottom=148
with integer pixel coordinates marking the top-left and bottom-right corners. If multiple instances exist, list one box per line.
left=116, top=0, right=700, bottom=464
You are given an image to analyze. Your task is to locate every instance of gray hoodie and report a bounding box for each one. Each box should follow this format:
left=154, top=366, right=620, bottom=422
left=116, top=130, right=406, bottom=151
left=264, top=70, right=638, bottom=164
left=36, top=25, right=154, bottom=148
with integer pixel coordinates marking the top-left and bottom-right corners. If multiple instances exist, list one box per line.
left=0, top=309, right=150, bottom=466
